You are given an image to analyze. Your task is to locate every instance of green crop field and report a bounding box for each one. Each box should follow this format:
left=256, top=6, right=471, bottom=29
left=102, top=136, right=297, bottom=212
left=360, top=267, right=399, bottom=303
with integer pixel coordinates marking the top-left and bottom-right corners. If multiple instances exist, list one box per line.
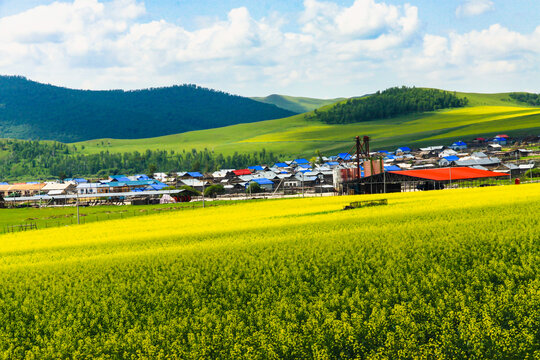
left=0, top=184, right=539, bottom=358
left=74, top=91, right=540, bottom=158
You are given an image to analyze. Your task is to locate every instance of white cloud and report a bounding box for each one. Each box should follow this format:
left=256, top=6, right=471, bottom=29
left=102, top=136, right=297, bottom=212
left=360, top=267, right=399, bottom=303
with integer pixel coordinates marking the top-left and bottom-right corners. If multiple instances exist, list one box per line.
left=399, top=24, right=540, bottom=91
left=456, top=0, right=494, bottom=18
left=0, top=0, right=421, bottom=95
left=0, top=0, right=539, bottom=96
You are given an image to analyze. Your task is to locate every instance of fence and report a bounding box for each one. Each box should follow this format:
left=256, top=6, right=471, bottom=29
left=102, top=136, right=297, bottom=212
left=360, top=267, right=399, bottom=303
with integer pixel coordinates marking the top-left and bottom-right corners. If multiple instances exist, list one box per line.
left=3, top=223, right=37, bottom=233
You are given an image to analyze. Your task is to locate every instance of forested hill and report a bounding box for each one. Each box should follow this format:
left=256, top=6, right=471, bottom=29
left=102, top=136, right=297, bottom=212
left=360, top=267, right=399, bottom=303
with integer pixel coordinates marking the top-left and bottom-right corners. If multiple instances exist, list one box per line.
left=306, top=87, right=468, bottom=124
left=0, top=76, right=295, bottom=142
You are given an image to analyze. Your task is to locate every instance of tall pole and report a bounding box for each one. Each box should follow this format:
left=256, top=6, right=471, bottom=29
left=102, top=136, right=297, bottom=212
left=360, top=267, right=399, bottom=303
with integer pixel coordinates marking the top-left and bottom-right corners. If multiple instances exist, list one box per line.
left=383, top=168, right=386, bottom=193
left=356, top=136, right=361, bottom=180
left=76, top=190, right=80, bottom=224
left=202, top=178, right=205, bottom=208
left=302, top=172, right=304, bottom=198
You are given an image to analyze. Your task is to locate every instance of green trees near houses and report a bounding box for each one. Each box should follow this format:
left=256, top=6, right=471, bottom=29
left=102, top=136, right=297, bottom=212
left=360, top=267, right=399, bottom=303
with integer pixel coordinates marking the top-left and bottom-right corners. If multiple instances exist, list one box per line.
left=204, top=184, right=225, bottom=198
left=0, top=139, right=279, bottom=181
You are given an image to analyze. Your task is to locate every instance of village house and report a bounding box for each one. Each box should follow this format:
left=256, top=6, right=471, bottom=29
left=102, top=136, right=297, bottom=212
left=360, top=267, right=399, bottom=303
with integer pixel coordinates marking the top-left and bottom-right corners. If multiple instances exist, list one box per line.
left=42, top=182, right=76, bottom=196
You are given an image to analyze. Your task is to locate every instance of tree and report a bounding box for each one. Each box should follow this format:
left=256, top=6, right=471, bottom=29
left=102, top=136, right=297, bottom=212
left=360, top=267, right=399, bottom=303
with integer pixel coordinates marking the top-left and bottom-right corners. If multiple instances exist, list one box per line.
left=246, top=182, right=262, bottom=194
left=147, top=164, right=157, bottom=178
left=204, top=184, right=225, bottom=198
left=179, top=185, right=201, bottom=196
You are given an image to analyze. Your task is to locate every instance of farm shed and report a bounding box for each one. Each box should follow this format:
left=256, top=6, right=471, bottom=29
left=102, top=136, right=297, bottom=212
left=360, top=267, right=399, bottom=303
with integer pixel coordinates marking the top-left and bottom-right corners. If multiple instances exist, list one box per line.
left=249, top=178, right=274, bottom=191
left=233, top=169, right=252, bottom=176
left=1, top=183, right=46, bottom=197
left=395, top=146, right=411, bottom=154
left=42, top=182, right=76, bottom=195
left=341, top=167, right=509, bottom=194
left=450, top=141, right=467, bottom=150
left=292, top=158, right=309, bottom=165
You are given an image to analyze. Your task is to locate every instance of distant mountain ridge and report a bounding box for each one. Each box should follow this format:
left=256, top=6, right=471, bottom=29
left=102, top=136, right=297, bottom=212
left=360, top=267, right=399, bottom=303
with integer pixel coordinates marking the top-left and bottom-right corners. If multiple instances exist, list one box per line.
left=0, top=76, right=295, bottom=142
left=251, top=94, right=345, bottom=113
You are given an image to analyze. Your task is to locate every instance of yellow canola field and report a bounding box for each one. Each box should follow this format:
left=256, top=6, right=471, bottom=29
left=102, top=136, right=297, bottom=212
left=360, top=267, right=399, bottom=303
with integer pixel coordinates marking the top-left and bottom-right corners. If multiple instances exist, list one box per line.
left=1, top=183, right=539, bottom=269
left=1, top=183, right=540, bottom=358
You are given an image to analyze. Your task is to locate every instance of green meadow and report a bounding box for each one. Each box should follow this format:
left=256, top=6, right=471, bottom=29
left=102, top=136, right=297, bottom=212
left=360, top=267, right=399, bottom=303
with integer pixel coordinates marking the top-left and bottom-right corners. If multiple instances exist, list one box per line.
left=0, top=201, right=242, bottom=234
left=74, top=92, right=540, bottom=157
left=250, top=94, right=345, bottom=113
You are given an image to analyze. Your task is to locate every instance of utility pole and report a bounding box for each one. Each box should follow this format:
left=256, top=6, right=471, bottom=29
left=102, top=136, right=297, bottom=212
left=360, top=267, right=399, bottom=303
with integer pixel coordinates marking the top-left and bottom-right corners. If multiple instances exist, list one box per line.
left=383, top=169, right=386, bottom=193
left=302, top=172, right=304, bottom=198
left=356, top=136, right=361, bottom=180
left=202, top=177, right=205, bottom=208
left=76, top=190, right=80, bottom=224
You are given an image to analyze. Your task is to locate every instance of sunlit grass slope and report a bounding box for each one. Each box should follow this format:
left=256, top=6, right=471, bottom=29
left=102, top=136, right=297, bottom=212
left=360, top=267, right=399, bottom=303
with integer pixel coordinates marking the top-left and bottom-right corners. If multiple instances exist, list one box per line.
left=251, top=94, right=345, bottom=113
left=75, top=92, right=540, bottom=157
left=1, top=184, right=539, bottom=358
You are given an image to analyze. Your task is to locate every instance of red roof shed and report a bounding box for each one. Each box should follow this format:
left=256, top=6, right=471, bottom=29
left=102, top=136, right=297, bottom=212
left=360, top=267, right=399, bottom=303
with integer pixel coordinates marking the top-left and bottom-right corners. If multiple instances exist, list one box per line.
left=233, top=169, right=252, bottom=176
left=389, top=167, right=509, bottom=181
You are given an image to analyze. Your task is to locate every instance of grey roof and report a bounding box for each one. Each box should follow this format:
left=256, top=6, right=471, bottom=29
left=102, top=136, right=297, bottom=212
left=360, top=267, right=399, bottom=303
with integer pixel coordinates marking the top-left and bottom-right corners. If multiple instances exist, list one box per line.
left=238, top=175, right=255, bottom=182
left=455, top=157, right=500, bottom=166
left=502, top=163, right=519, bottom=170
left=471, top=152, right=488, bottom=158
left=470, top=165, right=488, bottom=171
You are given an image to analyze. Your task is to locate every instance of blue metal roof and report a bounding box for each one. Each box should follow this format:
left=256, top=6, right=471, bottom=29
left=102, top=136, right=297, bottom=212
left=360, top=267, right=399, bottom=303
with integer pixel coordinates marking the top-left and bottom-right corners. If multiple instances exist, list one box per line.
left=397, top=147, right=411, bottom=152
left=187, top=172, right=203, bottom=178
left=110, top=175, right=130, bottom=182
left=325, top=161, right=340, bottom=166
left=292, top=158, right=309, bottom=164
left=248, top=165, right=264, bottom=171
left=378, top=150, right=390, bottom=154
left=72, top=178, right=88, bottom=183
left=274, top=162, right=289, bottom=168
left=0, top=182, right=8, bottom=185
left=297, top=164, right=311, bottom=169
left=251, top=178, right=273, bottom=185
left=337, top=153, right=351, bottom=160
left=384, top=165, right=401, bottom=171
left=443, top=155, right=460, bottom=161
left=107, top=180, right=158, bottom=187
left=452, top=141, right=466, bottom=146
left=150, top=184, right=167, bottom=190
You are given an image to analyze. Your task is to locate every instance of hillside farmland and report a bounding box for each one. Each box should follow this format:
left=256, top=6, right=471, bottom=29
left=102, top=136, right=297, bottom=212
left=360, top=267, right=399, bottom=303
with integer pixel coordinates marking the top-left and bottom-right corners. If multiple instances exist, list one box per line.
left=0, top=184, right=539, bottom=358
left=74, top=92, right=540, bottom=157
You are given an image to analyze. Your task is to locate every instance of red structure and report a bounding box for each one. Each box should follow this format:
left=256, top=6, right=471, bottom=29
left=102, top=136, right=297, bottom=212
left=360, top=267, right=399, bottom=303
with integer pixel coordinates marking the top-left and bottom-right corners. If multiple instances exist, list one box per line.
left=389, top=167, right=508, bottom=181
left=233, top=169, right=252, bottom=176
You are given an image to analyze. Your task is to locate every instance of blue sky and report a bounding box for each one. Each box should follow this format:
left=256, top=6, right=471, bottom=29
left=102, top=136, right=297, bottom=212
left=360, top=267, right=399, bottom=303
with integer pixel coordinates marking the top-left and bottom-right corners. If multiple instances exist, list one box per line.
left=1, top=0, right=539, bottom=97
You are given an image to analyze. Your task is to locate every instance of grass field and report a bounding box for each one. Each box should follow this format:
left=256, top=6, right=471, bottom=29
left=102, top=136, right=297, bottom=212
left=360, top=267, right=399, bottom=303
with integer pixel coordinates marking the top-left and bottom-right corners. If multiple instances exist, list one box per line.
left=0, top=184, right=539, bottom=358
left=73, top=92, right=540, bottom=158
left=251, top=94, right=345, bottom=113
left=0, top=200, right=243, bottom=234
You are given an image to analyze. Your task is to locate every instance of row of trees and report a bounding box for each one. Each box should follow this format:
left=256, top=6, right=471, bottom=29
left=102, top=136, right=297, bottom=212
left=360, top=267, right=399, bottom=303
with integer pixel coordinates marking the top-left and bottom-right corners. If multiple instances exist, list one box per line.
left=306, top=86, right=468, bottom=124
left=0, top=139, right=280, bottom=181
left=509, top=92, right=540, bottom=106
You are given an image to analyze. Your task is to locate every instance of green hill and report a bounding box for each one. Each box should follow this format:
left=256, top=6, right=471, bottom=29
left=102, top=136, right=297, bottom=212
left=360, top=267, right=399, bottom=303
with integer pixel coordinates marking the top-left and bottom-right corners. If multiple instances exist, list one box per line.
left=251, top=94, right=345, bottom=113
left=0, top=76, right=294, bottom=142
left=73, top=91, right=540, bottom=157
